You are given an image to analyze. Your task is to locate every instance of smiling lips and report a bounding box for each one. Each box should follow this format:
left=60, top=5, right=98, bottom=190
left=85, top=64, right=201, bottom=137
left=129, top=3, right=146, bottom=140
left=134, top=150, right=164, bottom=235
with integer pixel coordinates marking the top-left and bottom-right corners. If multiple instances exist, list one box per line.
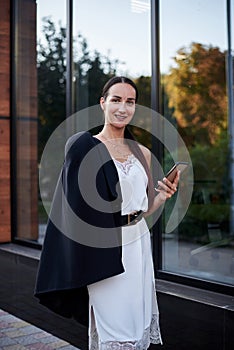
left=114, top=114, right=128, bottom=121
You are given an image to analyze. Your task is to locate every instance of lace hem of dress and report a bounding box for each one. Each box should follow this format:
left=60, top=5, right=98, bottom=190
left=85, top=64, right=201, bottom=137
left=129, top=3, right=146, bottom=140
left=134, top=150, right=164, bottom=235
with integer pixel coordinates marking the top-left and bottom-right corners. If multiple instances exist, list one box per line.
left=89, top=314, right=162, bottom=350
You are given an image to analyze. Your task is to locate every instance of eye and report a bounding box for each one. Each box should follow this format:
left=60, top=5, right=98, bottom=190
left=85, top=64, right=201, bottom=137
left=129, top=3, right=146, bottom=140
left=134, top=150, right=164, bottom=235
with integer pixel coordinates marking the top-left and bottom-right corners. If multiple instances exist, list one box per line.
left=126, top=100, right=135, bottom=106
left=111, top=98, right=120, bottom=103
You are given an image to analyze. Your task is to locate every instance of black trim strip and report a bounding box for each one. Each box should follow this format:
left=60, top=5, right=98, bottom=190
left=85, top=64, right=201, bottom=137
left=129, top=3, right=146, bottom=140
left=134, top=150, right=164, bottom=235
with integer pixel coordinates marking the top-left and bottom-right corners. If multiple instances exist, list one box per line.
left=156, top=271, right=234, bottom=297
left=16, top=116, right=38, bottom=122
left=0, top=116, right=38, bottom=122
left=13, top=237, right=42, bottom=251
left=0, top=116, right=10, bottom=120
left=66, top=0, right=73, bottom=118
left=151, top=0, right=160, bottom=114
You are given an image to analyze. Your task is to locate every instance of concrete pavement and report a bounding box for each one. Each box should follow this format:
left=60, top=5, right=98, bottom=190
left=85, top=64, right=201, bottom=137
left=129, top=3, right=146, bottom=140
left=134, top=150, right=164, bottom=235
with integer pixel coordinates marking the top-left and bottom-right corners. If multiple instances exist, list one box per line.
left=0, top=309, right=80, bottom=350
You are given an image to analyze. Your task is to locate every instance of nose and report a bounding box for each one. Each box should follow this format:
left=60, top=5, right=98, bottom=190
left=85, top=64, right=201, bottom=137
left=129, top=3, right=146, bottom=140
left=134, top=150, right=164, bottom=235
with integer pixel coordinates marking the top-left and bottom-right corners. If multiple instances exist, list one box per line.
left=118, top=102, right=127, bottom=113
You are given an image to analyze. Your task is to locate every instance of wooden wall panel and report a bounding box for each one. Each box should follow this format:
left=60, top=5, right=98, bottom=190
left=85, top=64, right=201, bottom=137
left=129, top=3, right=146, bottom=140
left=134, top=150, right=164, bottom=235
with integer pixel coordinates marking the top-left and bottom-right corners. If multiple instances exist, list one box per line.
left=0, top=120, right=11, bottom=242
left=0, top=0, right=10, bottom=117
left=0, top=0, right=38, bottom=243
left=0, top=0, right=11, bottom=242
left=15, top=0, right=38, bottom=240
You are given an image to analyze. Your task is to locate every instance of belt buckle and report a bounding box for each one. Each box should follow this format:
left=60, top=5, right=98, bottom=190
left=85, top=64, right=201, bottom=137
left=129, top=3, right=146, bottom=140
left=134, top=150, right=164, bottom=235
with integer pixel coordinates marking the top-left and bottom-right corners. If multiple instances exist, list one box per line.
left=128, top=211, right=139, bottom=225
left=128, top=214, right=131, bottom=225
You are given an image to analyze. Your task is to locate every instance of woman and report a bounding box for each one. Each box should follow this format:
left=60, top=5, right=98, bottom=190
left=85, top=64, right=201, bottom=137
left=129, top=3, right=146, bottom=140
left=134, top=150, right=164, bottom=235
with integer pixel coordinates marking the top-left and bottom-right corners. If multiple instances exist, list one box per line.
left=35, top=76, right=179, bottom=350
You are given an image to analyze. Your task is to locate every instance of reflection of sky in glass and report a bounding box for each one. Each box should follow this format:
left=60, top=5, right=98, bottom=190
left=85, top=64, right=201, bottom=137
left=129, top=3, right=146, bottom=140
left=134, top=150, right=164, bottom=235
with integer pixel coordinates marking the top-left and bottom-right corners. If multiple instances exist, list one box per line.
left=37, top=0, right=233, bottom=75
left=160, top=0, right=229, bottom=73
left=73, top=0, right=151, bottom=77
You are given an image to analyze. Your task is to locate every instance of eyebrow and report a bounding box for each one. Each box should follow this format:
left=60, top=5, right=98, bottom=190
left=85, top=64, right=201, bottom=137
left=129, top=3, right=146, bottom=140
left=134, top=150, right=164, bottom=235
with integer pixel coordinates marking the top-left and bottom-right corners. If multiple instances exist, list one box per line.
left=111, top=95, right=136, bottom=101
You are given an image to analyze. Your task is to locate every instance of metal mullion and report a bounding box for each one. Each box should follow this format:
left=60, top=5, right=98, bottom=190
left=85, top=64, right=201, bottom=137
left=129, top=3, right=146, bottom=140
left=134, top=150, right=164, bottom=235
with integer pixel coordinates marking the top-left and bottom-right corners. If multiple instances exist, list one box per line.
left=151, top=0, right=163, bottom=274
left=66, top=0, right=73, bottom=118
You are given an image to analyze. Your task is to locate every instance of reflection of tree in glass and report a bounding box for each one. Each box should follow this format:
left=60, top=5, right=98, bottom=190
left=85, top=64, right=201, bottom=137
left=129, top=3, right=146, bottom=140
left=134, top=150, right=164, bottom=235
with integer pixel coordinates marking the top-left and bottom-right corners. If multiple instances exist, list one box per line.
left=37, top=17, right=125, bottom=160
left=37, top=18, right=154, bottom=223
left=73, top=34, right=125, bottom=111
left=164, top=42, right=227, bottom=147
left=163, top=42, right=231, bottom=243
left=38, top=18, right=66, bottom=160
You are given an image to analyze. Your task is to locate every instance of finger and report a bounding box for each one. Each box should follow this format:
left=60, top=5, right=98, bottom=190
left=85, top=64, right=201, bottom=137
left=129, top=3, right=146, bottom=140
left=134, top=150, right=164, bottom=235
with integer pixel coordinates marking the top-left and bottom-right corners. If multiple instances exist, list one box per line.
left=157, top=180, right=169, bottom=191
left=158, top=180, right=176, bottom=195
left=174, top=170, right=180, bottom=182
left=172, top=171, right=180, bottom=187
left=162, top=177, right=177, bottom=191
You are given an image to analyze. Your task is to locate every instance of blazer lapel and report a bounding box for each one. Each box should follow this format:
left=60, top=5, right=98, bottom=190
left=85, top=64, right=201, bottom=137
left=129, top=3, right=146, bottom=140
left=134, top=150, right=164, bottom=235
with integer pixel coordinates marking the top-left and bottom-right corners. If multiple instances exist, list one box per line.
left=92, top=136, right=122, bottom=202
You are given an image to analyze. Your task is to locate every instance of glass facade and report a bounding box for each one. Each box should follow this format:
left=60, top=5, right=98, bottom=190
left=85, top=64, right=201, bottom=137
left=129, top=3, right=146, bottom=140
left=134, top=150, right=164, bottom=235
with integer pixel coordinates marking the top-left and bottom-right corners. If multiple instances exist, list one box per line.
left=11, top=0, right=234, bottom=291
left=160, top=0, right=234, bottom=286
left=37, top=0, right=66, bottom=243
left=72, top=0, right=152, bottom=112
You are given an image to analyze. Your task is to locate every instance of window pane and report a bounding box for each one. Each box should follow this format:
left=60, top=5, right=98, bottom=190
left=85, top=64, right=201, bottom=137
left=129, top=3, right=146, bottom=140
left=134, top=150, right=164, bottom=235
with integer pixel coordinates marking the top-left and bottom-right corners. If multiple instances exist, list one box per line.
left=72, top=0, right=152, bottom=112
left=37, top=0, right=66, bottom=243
left=160, top=0, right=234, bottom=285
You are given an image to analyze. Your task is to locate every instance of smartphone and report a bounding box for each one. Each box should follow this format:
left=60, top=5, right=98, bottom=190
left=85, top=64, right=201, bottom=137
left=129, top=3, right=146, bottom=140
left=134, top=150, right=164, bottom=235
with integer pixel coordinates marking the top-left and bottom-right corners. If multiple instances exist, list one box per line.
left=156, top=161, right=189, bottom=189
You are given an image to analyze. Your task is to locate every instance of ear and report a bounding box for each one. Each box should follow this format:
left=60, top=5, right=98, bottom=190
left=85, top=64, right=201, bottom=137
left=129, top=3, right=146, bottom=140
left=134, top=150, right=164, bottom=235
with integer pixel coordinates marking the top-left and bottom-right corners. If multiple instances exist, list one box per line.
left=100, top=97, right=105, bottom=111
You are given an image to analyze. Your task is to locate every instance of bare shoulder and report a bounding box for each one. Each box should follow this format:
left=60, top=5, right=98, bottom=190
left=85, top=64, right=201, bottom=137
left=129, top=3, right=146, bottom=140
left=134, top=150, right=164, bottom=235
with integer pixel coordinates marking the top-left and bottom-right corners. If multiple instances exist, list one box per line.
left=139, top=144, right=151, bottom=167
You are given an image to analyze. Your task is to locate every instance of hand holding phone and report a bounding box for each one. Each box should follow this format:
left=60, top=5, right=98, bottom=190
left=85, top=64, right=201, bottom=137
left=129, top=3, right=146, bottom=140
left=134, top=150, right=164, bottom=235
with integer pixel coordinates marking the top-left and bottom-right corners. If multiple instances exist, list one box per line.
left=156, top=161, right=189, bottom=190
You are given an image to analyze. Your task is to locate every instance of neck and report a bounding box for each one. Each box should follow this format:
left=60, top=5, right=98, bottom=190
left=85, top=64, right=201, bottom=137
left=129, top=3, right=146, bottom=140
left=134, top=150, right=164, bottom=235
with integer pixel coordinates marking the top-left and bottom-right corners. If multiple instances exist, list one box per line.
left=101, top=124, right=125, bottom=142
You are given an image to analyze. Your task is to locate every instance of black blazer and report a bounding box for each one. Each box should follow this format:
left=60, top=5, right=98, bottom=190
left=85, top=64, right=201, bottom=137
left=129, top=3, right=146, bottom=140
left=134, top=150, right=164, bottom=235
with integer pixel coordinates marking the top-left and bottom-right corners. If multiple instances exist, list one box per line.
left=35, top=131, right=125, bottom=326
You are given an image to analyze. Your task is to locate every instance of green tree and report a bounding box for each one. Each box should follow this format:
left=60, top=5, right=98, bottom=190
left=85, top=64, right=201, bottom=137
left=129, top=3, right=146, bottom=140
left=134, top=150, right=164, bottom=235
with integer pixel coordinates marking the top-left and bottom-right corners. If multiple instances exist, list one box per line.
left=135, top=75, right=151, bottom=108
left=164, top=42, right=227, bottom=146
left=37, top=17, right=66, bottom=158
left=73, top=37, right=119, bottom=110
left=37, top=18, right=125, bottom=160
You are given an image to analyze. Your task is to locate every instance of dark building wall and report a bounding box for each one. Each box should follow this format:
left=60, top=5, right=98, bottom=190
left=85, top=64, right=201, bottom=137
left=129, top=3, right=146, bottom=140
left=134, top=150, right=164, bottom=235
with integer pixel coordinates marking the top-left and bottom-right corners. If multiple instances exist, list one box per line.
left=0, top=245, right=233, bottom=350
left=158, top=286, right=234, bottom=350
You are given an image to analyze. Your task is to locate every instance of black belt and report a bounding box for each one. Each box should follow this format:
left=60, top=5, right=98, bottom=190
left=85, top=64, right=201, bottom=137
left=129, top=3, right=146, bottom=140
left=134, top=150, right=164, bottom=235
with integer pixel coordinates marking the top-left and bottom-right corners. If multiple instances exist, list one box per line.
left=121, top=210, right=143, bottom=226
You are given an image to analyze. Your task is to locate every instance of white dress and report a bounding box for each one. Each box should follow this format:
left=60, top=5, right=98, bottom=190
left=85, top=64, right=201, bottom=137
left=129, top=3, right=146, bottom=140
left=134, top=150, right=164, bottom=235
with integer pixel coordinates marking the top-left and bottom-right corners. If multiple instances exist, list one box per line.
left=88, top=155, right=162, bottom=350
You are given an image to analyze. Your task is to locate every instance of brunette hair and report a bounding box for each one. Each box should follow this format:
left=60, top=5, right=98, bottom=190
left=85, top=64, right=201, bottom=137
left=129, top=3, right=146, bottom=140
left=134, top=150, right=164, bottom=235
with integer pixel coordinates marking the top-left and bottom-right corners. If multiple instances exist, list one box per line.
left=101, top=76, right=155, bottom=209
left=101, top=76, right=138, bottom=102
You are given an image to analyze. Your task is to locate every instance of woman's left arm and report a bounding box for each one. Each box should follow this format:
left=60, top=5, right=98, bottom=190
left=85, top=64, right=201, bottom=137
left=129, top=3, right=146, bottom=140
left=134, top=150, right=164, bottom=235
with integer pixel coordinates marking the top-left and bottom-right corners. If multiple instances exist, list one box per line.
left=145, top=172, right=179, bottom=216
left=139, top=145, right=180, bottom=217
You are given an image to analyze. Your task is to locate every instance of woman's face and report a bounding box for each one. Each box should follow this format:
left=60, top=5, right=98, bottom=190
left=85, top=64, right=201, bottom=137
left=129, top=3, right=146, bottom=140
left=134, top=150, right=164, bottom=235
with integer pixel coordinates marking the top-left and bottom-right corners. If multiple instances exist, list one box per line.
left=100, top=83, right=136, bottom=129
